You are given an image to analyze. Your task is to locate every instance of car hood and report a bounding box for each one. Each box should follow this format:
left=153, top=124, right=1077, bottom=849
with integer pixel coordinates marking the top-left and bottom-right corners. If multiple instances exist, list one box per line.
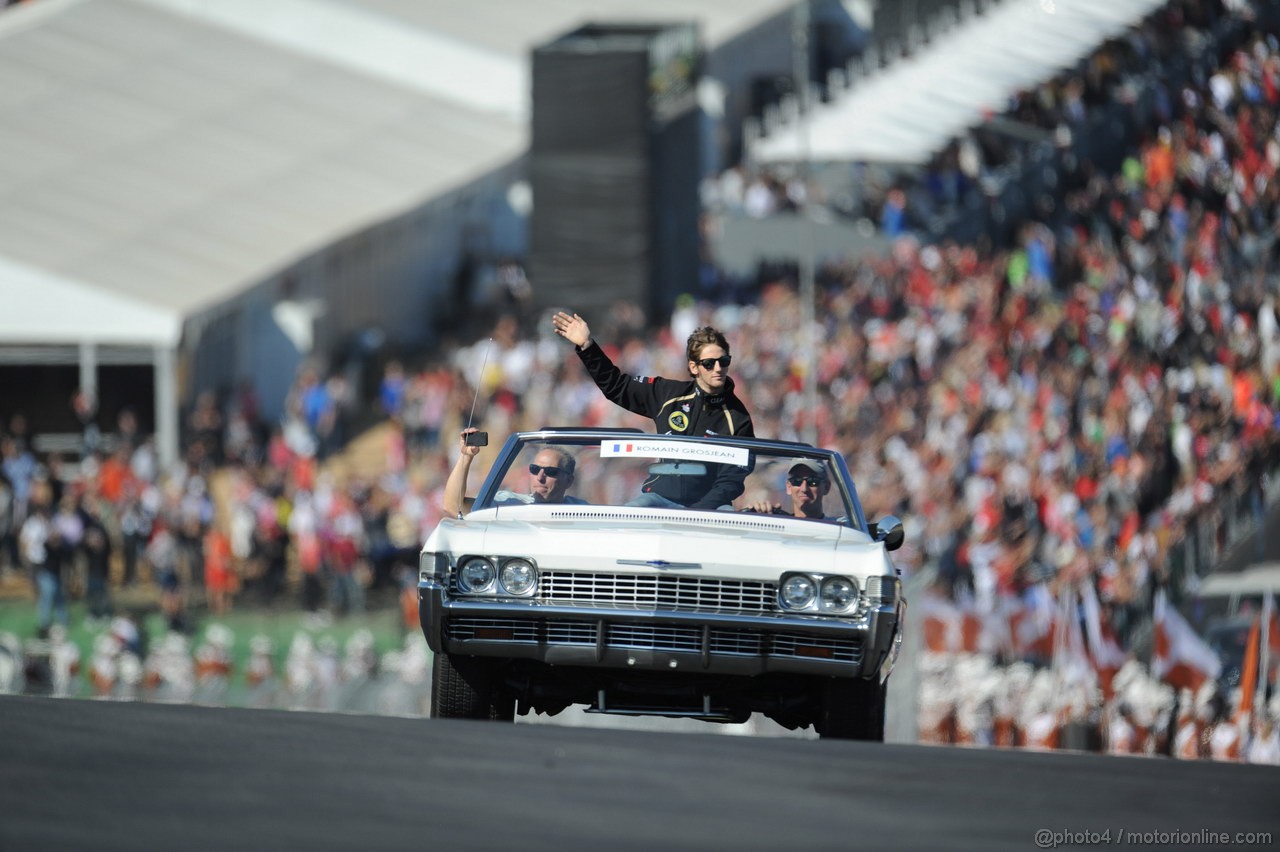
left=426, top=505, right=888, bottom=581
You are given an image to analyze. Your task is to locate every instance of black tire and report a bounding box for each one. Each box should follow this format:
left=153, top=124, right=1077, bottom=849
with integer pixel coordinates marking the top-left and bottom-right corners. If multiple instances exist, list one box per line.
left=817, top=676, right=885, bottom=741
left=430, top=653, right=515, bottom=721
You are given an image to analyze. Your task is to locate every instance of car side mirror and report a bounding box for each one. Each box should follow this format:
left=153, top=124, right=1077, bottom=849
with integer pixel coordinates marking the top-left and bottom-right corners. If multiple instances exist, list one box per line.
left=869, top=515, right=904, bottom=551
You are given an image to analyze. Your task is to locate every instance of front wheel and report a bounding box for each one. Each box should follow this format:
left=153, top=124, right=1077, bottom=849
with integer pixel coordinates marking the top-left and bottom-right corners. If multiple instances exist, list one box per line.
left=430, top=653, right=515, bottom=721
left=816, top=677, right=885, bottom=741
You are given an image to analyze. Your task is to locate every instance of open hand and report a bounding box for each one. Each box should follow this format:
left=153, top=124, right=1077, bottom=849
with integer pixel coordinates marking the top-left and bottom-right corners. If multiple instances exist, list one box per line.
left=552, top=311, right=590, bottom=348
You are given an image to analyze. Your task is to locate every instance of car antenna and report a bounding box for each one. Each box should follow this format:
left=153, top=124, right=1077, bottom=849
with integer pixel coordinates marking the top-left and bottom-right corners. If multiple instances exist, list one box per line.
left=463, top=337, right=493, bottom=447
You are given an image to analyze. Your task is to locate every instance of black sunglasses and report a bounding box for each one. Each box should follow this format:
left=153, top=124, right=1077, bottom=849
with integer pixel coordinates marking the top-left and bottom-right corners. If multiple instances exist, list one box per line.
left=788, top=476, right=824, bottom=487
left=697, top=356, right=732, bottom=371
left=529, top=463, right=565, bottom=478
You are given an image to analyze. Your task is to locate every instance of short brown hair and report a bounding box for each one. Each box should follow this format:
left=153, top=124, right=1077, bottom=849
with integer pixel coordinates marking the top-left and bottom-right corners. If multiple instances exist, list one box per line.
left=685, top=326, right=730, bottom=363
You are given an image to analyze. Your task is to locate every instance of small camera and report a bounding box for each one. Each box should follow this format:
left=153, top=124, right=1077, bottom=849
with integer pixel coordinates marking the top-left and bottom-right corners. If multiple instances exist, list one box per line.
left=464, top=431, right=489, bottom=447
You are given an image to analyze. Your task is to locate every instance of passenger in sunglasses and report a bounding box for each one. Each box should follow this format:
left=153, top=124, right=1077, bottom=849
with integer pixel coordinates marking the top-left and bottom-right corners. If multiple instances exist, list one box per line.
left=743, top=460, right=832, bottom=519
left=552, top=311, right=754, bottom=510
left=443, top=428, right=585, bottom=517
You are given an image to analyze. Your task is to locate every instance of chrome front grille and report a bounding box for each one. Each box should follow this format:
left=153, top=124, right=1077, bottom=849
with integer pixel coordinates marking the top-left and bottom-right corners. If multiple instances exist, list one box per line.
left=772, top=632, right=862, bottom=663
left=447, top=618, right=539, bottom=643
left=710, top=629, right=763, bottom=655
left=608, top=624, right=702, bottom=652
left=447, top=618, right=833, bottom=662
left=545, top=621, right=596, bottom=645
left=538, top=572, right=776, bottom=613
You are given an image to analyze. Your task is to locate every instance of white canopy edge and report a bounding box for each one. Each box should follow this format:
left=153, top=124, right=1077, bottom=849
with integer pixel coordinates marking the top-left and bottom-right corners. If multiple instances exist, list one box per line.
left=752, top=0, right=1170, bottom=165
left=0, top=0, right=83, bottom=34
left=0, top=255, right=180, bottom=348
left=131, top=0, right=527, bottom=120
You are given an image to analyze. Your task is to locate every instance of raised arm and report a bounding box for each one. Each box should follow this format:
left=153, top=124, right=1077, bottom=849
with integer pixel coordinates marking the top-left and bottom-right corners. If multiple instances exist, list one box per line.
left=554, top=310, right=668, bottom=418
left=442, top=428, right=483, bottom=518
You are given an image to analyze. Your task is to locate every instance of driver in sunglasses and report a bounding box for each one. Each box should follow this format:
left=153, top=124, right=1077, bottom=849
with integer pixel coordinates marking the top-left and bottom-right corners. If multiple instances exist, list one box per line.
left=552, top=311, right=754, bottom=511
left=743, top=460, right=831, bottom=519
left=443, top=428, right=586, bottom=517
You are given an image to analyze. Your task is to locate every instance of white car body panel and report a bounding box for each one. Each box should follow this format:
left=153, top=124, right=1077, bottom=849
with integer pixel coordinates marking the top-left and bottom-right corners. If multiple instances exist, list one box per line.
left=427, top=507, right=889, bottom=583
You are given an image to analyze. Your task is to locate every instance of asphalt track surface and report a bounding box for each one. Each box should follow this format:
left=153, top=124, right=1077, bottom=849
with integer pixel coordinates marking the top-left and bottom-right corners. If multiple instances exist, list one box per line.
left=2, top=696, right=1277, bottom=852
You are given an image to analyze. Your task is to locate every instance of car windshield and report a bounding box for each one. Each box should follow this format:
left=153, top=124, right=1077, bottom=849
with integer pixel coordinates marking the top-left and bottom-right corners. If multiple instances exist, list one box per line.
left=473, top=434, right=861, bottom=528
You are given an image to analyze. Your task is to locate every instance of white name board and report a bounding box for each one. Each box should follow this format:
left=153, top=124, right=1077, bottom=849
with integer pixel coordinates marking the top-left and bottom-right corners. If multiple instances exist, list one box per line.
left=599, top=439, right=750, bottom=467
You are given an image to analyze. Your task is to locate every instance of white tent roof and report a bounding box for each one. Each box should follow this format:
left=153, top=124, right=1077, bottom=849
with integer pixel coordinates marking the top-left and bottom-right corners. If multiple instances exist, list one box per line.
left=752, top=0, right=1169, bottom=165
left=0, top=0, right=793, bottom=341
left=0, top=255, right=179, bottom=347
left=0, top=0, right=525, bottom=322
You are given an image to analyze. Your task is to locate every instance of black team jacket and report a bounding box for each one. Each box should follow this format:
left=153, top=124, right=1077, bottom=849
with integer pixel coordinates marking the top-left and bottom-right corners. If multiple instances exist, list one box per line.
left=575, top=340, right=755, bottom=510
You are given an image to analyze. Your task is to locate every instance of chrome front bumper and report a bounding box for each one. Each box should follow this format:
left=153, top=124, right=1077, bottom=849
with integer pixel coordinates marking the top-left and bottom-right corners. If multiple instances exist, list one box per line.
left=418, top=583, right=900, bottom=679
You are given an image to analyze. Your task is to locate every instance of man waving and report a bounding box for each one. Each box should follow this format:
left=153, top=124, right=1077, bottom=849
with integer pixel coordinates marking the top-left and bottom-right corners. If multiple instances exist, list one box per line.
left=553, top=311, right=754, bottom=510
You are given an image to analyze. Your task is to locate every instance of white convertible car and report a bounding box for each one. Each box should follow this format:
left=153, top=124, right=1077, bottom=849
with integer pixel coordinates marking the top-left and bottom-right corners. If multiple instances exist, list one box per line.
left=418, top=428, right=905, bottom=740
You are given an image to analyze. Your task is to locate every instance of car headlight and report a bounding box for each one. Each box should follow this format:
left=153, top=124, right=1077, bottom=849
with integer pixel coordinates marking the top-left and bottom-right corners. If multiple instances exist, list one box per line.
left=458, top=557, right=496, bottom=593
left=780, top=574, right=816, bottom=610
left=499, top=559, right=537, bottom=596
left=819, top=576, right=858, bottom=613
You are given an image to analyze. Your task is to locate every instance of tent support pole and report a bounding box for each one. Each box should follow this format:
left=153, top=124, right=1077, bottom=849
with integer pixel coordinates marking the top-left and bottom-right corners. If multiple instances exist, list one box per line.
left=78, top=342, right=97, bottom=409
left=154, top=345, right=178, bottom=472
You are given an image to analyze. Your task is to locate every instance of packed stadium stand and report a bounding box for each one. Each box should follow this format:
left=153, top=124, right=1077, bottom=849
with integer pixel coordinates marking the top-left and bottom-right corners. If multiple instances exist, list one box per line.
left=751, top=0, right=1172, bottom=164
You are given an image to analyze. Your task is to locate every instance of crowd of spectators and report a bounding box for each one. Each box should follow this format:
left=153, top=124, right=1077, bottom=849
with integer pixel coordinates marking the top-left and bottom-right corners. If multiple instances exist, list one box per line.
left=699, top=0, right=1280, bottom=615
left=0, top=372, right=458, bottom=638
left=705, top=0, right=1248, bottom=246
left=917, top=651, right=1280, bottom=764
left=910, top=0, right=1242, bottom=226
